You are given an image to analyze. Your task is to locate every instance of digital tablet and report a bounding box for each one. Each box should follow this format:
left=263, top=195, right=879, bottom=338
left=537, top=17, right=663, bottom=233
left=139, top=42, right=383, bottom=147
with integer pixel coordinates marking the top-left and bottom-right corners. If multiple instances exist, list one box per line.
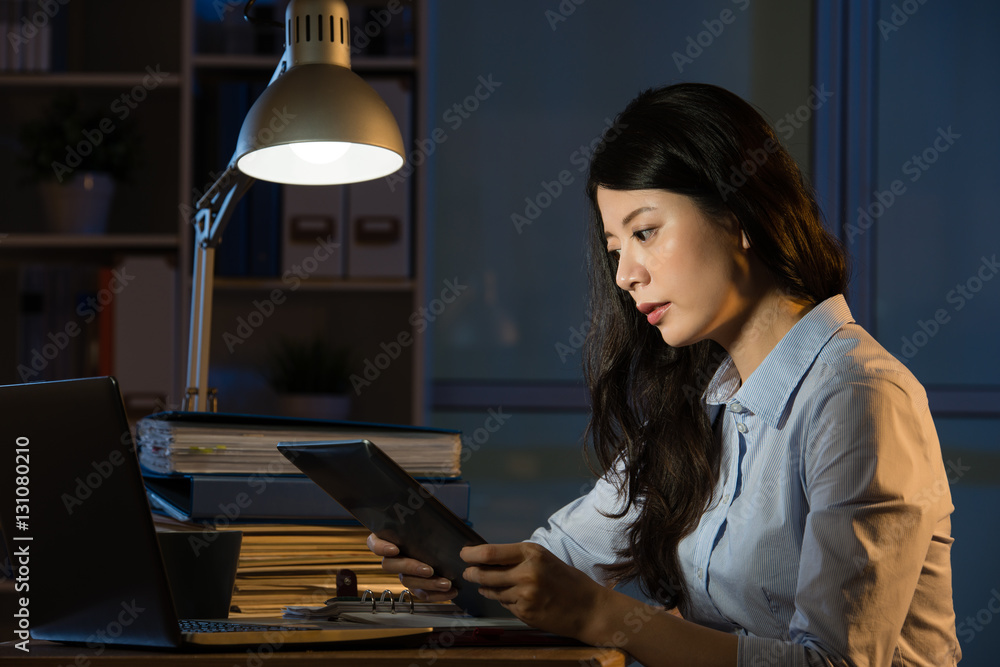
left=276, top=439, right=511, bottom=618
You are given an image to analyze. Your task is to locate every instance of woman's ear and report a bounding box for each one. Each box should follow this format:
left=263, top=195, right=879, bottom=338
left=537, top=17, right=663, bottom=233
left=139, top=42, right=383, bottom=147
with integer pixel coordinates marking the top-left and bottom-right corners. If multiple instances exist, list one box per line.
left=740, top=229, right=751, bottom=251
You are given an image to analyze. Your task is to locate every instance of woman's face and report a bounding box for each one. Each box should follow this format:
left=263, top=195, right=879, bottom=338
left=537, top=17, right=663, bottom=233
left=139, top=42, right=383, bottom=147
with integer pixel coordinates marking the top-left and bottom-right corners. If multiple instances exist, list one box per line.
left=598, top=187, right=752, bottom=349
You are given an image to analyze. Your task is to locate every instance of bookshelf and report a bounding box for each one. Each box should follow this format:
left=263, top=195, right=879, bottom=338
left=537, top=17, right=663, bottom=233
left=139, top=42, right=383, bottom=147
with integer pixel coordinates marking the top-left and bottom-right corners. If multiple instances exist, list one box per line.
left=0, top=0, right=427, bottom=425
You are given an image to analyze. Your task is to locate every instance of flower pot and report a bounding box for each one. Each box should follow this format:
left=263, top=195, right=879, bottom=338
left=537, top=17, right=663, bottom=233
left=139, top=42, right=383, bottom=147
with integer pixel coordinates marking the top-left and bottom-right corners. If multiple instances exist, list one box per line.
left=37, top=171, right=116, bottom=234
left=277, top=393, right=352, bottom=420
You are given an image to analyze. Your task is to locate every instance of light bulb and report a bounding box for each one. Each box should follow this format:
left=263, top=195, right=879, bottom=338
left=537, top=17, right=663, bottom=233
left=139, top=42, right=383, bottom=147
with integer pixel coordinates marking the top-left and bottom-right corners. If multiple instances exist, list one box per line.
left=290, top=141, right=351, bottom=165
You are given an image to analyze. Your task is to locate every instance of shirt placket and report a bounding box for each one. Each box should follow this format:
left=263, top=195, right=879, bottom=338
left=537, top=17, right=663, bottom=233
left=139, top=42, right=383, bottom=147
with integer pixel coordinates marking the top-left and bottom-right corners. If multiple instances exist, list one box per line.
left=691, top=399, right=748, bottom=621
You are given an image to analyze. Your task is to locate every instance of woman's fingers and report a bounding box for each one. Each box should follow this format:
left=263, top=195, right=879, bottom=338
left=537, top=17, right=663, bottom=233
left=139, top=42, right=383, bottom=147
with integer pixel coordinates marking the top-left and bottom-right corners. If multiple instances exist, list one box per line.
left=396, top=573, right=454, bottom=591
left=366, top=533, right=400, bottom=557
left=365, top=533, right=458, bottom=600
left=403, top=581, right=460, bottom=602
left=460, top=542, right=531, bottom=565
left=376, top=555, right=433, bottom=576
left=463, top=565, right=517, bottom=588
left=367, top=533, right=436, bottom=577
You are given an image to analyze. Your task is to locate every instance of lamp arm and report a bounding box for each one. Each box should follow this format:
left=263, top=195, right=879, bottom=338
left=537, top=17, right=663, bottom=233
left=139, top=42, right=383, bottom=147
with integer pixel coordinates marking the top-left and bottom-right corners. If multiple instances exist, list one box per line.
left=184, top=165, right=256, bottom=411
left=194, top=163, right=256, bottom=247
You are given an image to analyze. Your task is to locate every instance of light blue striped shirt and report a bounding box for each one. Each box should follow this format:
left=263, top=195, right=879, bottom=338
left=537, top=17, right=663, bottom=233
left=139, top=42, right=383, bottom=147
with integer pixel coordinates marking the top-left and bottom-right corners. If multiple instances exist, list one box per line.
left=529, top=295, right=961, bottom=666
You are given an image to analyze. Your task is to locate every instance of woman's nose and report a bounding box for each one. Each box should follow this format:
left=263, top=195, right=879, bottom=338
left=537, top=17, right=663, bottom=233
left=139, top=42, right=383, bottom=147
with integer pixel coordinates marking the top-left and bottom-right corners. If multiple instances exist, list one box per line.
left=615, top=248, right=648, bottom=291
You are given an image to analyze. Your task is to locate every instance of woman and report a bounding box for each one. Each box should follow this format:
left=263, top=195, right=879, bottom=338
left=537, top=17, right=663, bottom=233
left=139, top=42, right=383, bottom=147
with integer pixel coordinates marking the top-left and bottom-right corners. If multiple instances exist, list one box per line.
left=369, top=83, right=960, bottom=666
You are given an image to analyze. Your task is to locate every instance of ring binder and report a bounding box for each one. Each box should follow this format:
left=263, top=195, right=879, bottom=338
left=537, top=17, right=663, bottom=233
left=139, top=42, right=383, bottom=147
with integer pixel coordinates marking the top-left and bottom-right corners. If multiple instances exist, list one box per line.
left=284, top=590, right=530, bottom=631
left=378, top=589, right=395, bottom=612
left=359, top=589, right=417, bottom=614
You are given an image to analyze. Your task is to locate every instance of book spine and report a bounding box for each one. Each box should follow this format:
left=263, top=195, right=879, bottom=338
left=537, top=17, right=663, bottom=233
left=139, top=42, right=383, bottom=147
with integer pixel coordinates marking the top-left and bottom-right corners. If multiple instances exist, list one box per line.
left=0, top=1, right=10, bottom=72
left=96, top=266, right=115, bottom=376
left=157, top=476, right=470, bottom=522
left=246, top=80, right=282, bottom=277
left=346, top=76, right=413, bottom=278
left=213, top=81, right=250, bottom=276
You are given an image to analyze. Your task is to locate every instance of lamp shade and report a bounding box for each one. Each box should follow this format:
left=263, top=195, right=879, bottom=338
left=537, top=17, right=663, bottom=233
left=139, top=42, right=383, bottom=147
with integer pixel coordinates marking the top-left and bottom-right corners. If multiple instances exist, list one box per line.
left=234, top=63, right=405, bottom=185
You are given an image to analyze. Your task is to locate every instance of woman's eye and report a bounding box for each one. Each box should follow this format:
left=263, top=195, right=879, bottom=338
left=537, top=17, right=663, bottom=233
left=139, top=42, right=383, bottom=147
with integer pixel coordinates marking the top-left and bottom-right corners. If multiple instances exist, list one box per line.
left=634, top=228, right=654, bottom=242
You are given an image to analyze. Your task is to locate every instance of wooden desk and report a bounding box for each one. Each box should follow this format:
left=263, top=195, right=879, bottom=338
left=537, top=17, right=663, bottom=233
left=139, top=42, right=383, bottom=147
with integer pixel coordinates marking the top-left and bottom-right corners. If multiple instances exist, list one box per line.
left=0, top=641, right=628, bottom=666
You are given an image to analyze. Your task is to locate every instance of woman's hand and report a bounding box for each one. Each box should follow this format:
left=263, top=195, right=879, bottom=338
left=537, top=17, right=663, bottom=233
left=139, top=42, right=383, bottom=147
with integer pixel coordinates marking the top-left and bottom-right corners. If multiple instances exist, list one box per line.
left=366, top=533, right=458, bottom=601
left=460, top=542, right=609, bottom=641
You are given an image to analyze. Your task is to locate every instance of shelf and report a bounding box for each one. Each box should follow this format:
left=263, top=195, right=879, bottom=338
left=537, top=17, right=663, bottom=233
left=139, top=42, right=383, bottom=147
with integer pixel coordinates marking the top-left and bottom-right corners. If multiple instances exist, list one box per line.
left=0, top=72, right=182, bottom=88
left=212, top=276, right=415, bottom=292
left=191, top=53, right=417, bottom=72
left=0, top=233, right=179, bottom=249
left=0, top=0, right=425, bottom=423
left=0, top=234, right=180, bottom=263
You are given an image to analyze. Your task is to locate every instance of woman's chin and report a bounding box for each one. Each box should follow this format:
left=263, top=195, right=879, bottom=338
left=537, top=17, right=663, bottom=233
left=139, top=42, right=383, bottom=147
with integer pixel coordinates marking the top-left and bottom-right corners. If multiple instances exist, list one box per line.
left=657, top=325, right=704, bottom=349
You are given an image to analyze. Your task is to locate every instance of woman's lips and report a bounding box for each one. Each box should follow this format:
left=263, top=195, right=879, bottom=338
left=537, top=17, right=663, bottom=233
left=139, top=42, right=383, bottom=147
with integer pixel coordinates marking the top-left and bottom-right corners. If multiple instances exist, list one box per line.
left=639, top=302, right=671, bottom=325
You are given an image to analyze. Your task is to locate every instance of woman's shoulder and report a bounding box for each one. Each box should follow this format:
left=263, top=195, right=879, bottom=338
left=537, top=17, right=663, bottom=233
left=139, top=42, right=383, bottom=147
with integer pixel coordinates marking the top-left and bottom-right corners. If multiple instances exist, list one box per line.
left=805, top=321, right=929, bottom=411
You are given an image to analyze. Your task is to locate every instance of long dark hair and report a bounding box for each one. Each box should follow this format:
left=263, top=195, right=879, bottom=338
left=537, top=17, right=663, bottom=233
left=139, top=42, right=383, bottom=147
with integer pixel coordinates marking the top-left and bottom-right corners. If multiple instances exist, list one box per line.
left=584, top=83, right=846, bottom=610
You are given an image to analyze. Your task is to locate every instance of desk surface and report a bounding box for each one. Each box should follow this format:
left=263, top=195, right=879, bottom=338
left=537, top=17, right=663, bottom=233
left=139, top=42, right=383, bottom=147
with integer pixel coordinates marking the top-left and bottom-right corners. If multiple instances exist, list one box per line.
left=0, top=641, right=628, bottom=666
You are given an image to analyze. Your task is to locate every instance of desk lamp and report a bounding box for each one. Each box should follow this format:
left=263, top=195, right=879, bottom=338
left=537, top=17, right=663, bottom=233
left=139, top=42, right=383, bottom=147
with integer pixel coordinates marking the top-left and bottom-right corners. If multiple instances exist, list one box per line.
left=184, top=0, right=405, bottom=411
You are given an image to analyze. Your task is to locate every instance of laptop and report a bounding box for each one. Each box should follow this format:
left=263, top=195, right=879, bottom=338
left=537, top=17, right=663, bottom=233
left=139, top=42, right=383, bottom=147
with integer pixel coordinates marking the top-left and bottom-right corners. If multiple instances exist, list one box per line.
left=0, top=377, right=430, bottom=648
left=276, top=439, right=513, bottom=619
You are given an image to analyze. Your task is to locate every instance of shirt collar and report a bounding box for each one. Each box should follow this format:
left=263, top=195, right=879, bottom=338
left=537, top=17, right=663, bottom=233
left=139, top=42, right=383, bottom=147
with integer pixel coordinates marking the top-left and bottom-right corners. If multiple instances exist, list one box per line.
left=703, top=294, right=854, bottom=427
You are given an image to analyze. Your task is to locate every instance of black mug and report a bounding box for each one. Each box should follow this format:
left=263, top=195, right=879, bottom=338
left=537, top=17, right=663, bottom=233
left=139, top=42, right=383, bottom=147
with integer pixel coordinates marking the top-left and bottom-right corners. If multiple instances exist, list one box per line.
left=156, top=530, right=242, bottom=619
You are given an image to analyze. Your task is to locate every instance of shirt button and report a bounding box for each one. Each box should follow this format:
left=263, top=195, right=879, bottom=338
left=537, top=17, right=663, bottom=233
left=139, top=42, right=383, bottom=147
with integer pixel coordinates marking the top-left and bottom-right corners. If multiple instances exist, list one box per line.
left=697, top=567, right=704, bottom=580
left=723, top=494, right=731, bottom=504
left=737, top=423, right=749, bottom=434
left=729, top=401, right=743, bottom=413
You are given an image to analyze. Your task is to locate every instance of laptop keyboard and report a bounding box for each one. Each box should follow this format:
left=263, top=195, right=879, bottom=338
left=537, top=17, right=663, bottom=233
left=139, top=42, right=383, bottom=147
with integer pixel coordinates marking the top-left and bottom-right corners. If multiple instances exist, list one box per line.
left=180, top=619, right=314, bottom=633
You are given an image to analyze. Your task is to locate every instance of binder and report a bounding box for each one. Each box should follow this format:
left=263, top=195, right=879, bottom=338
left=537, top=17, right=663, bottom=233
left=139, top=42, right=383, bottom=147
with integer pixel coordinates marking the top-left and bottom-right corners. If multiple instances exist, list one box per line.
left=285, top=589, right=530, bottom=631
left=111, top=256, right=176, bottom=419
left=347, top=76, right=413, bottom=278
left=135, top=410, right=463, bottom=477
left=281, top=183, right=345, bottom=278
left=143, top=470, right=470, bottom=522
left=213, top=81, right=251, bottom=276
left=286, top=589, right=463, bottom=619
left=0, top=2, right=8, bottom=72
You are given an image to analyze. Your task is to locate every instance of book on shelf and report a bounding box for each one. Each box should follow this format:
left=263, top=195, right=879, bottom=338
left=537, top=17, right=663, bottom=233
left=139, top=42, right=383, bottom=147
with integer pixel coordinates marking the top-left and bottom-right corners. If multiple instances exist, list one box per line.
left=245, top=80, right=283, bottom=278
left=143, top=469, right=470, bottom=522
left=208, top=80, right=251, bottom=278
left=135, top=411, right=463, bottom=477
left=347, top=75, right=413, bottom=279
left=207, top=79, right=282, bottom=278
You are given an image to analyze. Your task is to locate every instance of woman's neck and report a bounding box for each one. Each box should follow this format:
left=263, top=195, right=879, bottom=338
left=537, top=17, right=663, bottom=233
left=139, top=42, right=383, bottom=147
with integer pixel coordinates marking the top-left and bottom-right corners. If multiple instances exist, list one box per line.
left=721, top=288, right=816, bottom=385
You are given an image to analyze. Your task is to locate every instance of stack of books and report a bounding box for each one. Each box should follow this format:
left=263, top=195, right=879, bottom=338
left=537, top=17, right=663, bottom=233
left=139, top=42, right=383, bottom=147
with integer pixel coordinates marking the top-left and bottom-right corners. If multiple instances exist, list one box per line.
left=138, top=411, right=467, bottom=617
left=137, top=411, right=462, bottom=477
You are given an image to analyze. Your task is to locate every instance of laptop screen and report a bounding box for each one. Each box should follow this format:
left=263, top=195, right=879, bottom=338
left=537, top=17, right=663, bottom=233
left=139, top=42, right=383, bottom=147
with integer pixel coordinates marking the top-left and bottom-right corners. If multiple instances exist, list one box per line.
left=0, top=377, right=183, bottom=647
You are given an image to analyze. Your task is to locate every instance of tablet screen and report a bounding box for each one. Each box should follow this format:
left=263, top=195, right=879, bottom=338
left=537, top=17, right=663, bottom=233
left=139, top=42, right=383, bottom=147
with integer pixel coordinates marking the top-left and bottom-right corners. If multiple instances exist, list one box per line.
left=276, top=439, right=511, bottom=618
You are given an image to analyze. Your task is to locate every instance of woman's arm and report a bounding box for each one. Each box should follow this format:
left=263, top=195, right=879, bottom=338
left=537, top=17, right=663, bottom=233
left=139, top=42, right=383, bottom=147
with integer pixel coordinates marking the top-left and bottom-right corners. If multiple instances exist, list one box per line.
left=525, top=465, right=636, bottom=582
left=462, top=541, right=737, bottom=667
left=735, top=372, right=958, bottom=666
left=369, top=456, right=637, bottom=599
left=465, top=370, right=957, bottom=666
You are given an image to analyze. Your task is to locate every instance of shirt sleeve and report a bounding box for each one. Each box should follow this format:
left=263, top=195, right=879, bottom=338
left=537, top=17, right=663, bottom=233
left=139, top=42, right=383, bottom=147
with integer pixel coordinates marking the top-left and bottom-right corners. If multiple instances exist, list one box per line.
left=526, top=463, right=636, bottom=586
left=737, top=370, right=955, bottom=667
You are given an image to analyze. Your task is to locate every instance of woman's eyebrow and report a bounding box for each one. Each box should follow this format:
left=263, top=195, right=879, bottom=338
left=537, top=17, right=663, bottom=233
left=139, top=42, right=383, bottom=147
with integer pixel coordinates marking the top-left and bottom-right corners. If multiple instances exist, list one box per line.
left=622, top=206, right=656, bottom=227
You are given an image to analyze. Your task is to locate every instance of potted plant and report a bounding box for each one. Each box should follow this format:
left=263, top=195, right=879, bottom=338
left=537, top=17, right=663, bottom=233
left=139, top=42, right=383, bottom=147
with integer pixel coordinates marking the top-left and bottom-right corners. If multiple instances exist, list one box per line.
left=265, top=335, right=353, bottom=420
left=18, top=92, right=140, bottom=234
